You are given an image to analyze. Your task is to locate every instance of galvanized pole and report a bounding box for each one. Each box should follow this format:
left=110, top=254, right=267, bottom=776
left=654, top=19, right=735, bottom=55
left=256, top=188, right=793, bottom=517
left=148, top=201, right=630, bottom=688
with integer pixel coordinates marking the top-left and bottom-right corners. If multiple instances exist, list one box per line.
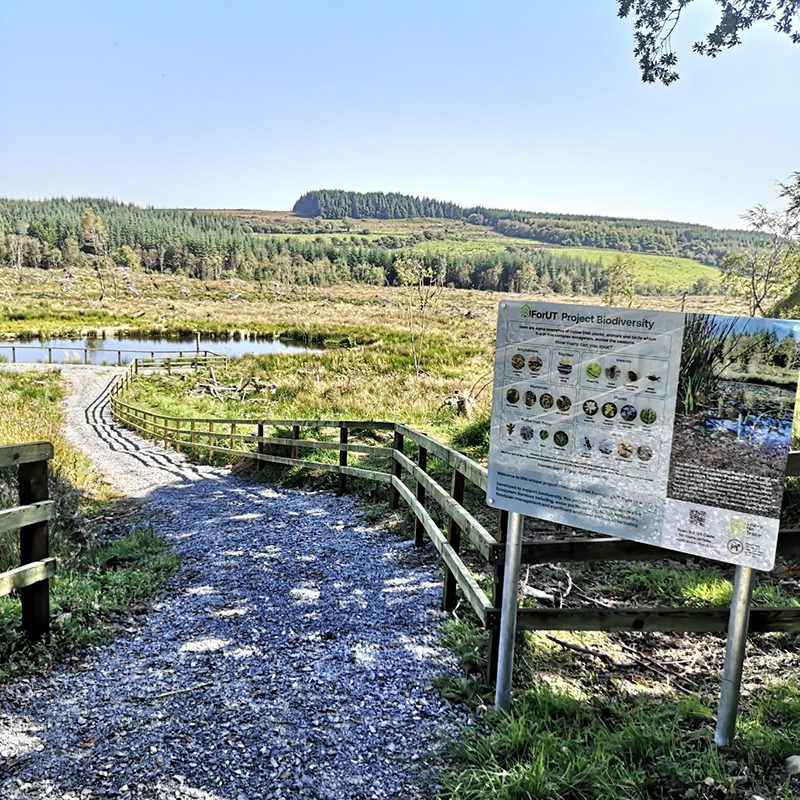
left=494, top=511, right=524, bottom=713
left=715, top=565, right=755, bottom=747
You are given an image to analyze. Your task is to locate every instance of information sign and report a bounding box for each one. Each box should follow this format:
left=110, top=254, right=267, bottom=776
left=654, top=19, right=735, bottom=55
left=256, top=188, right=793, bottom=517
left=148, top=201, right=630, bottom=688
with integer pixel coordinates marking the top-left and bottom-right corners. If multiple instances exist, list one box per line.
left=487, top=301, right=800, bottom=571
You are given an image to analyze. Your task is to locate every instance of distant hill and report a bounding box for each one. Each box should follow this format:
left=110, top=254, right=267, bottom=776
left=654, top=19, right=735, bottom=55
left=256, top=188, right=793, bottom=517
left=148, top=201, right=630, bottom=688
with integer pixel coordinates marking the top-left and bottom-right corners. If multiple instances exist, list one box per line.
left=0, top=195, right=726, bottom=296
left=292, top=189, right=769, bottom=267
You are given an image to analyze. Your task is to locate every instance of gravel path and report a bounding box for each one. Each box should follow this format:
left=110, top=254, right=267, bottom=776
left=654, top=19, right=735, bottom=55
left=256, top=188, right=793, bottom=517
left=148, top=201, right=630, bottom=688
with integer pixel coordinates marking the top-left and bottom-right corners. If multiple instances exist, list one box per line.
left=0, top=365, right=467, bottom=799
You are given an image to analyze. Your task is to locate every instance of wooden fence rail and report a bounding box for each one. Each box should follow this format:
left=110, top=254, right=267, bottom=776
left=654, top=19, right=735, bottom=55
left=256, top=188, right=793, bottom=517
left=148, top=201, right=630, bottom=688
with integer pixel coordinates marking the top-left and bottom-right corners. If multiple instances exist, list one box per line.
left=0, top=442, right=56, bottom=643
left=107, top=357, right=800, bottom=682
left=0, top=344, right=225, bottom=367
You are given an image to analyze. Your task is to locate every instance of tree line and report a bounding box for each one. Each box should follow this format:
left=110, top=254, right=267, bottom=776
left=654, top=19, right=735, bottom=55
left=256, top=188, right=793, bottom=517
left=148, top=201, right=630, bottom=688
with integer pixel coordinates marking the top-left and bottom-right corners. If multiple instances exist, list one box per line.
left=293, top=189, right=772, bottom=267
left=0, top=197, right=710, bottom=296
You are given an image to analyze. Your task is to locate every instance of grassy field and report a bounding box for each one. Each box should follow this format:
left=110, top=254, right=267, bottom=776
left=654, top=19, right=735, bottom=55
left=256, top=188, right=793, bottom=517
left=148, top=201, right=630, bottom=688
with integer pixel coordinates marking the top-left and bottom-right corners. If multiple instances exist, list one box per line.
left=3, top=267, right=799, bottom=798
left=544, top=246, right=719, bottom=291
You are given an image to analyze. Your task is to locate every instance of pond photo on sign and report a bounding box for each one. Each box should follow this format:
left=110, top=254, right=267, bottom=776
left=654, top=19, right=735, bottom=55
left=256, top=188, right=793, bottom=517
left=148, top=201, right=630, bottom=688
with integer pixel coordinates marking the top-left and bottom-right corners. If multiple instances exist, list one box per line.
left=666, top=314, right=799, bottom=520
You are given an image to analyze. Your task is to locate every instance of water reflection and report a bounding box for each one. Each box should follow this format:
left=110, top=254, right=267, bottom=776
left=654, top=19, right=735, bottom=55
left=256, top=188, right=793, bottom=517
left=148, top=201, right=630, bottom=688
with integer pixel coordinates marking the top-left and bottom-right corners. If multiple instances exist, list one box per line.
left=0, top=335, right=320, bottom=364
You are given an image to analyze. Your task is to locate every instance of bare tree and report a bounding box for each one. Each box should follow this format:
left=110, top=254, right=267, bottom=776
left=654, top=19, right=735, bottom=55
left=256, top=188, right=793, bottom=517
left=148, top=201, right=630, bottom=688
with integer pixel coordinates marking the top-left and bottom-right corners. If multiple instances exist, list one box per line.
left=395, top=257, right=446, bottom=373
left=81, top=209, right=111, bottom=301
left=603, top=252, right=636, bottom=308
left=6, top=234, right=24, bottom=270
left=720, top=201, right=800, bottom=316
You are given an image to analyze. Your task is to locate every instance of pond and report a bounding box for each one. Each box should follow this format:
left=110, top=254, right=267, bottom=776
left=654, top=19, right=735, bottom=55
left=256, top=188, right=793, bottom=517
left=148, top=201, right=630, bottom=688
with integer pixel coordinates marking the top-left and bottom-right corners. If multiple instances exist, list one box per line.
left=0, top=335, right=321, bottom=365
left=696, top=380, right=795, bottom=453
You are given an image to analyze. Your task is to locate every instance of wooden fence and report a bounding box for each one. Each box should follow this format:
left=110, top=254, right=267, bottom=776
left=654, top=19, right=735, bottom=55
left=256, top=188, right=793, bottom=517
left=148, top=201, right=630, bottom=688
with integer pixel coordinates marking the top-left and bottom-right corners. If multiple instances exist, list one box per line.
left=0, top=343, right=224, bottom=366
left=0, top=442, right=55, bottom=643
left=108, top=357, right=800, bottom=682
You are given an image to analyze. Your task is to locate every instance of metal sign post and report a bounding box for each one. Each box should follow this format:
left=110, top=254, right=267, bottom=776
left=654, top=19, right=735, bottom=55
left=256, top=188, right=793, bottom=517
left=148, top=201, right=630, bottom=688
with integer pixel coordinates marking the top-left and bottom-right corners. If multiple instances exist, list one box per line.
left=494, top=511, right=524, bottom=712
left=715, top=566, right=756, bottom=747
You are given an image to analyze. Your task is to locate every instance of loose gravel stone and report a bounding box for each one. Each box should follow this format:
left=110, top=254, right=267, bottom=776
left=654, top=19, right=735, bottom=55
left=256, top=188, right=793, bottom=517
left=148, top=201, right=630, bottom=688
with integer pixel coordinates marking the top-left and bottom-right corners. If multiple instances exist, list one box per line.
left=0, top=365, right=466, bottom=798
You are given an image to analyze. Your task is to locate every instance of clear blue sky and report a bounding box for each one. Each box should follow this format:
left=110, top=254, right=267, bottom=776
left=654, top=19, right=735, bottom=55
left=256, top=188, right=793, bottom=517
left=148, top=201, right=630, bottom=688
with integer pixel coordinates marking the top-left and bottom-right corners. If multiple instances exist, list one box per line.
left=1, top=1, right=798, bottom=229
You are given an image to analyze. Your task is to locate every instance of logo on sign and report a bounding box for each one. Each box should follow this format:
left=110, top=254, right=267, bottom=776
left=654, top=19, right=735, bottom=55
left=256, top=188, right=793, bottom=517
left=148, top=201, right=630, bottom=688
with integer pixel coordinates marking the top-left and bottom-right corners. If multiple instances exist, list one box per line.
left=729, top=518, right=747, bottom=536
left=520, top=304, right=557, bottom=320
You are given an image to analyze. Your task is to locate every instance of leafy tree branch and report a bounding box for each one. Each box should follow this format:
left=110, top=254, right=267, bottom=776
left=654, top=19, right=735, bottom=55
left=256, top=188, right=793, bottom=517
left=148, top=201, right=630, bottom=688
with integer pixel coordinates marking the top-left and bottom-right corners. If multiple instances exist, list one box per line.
left=619, top=0, right=800, bottom=84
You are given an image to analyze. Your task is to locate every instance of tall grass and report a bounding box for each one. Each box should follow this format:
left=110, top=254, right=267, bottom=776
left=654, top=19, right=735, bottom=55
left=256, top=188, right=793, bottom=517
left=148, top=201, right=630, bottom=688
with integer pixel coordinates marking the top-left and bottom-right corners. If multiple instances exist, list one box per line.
left=677, top=313, right=741, bottom=413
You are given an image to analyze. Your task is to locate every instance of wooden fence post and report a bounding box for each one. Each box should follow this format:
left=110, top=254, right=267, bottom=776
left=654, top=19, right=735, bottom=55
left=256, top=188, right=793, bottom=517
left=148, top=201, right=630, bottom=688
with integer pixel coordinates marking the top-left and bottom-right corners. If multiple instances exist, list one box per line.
left=18, top=457, right=49, bottom=643
left=338, top=426, right=348, bottom=495
left=209, top=422, right=215, bottom=462
left=442, top=467, right=465, bottom=611
left=191, top=420, right=196, bottom=448
left=257, top=423, right=264, bottom=473
left=414, top=445, right=428, bottom=547
left=176, top=420, right=181, bottom=453
left=488, top=509, right=510, bottom=685
left=230, top=423, right=236, bottom=465
left=388, top=430, right=404, bottom=510
left=167, top=358, right=172, bottom=376
left=292, top=425, right=300, bottom=460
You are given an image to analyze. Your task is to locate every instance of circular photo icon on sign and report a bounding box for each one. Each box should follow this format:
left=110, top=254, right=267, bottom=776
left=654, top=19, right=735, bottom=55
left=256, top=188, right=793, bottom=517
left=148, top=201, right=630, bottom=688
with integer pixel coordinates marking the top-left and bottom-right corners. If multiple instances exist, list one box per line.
left=539, top=429, right=549, bottom=441
left=557, top=359, right=572, bottom=376
left=640, top=408, right=657, bottom=425
left=525, top=390, right=536, bottom=407
left=556, top=395, right=572, bottom=412
left=583, top=399, right=599, bottom=416
left=528, top=355, right=543, bottom=372
left=617, top=441, right=634, bottom=458
left=553, top=430, right=569, bottom=447
left=540, top=393, right=554, bottom=410
left=637, top=445, right=653, bottom=462
left=601, top=402, right=618, bottom=419
left=598, top=439, right=613, bottom=455
left=520, top=425, right=535, bottom=442
left=620, top=404, right=637, bottom=422
left=511, top=354, right=525, bottom=370
left=586, top=362, right=602, bottom=379
left=605, top=364, right=621, bottom=380
left=506, top=388, right=520, bottom=404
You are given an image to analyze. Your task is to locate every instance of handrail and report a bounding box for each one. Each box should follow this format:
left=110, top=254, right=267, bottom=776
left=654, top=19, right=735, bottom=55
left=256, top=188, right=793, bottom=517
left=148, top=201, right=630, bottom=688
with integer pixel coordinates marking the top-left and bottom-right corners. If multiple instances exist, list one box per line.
left=0, top=344, right=224, bottom=366
left=0, top=442, right=55, bottom=643
left=107, top=356, right=800, bottom=683
left=108, top=355, right=496, bottom=625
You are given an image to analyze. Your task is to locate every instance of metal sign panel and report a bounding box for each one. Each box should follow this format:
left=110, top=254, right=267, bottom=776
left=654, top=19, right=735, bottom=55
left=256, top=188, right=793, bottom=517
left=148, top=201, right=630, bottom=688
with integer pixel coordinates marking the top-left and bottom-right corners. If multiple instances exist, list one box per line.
left=486, top=301, right=800, bottom=571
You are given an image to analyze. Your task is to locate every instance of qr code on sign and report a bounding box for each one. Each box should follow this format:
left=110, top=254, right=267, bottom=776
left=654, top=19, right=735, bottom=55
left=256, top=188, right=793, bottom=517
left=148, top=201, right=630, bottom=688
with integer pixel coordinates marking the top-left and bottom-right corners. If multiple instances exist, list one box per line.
left=689, top=509, right=706, bottom=527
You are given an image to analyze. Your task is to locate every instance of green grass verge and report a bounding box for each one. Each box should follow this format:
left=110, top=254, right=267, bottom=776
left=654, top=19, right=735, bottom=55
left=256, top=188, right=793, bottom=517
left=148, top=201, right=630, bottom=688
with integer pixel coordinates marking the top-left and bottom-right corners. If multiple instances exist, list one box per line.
left=0, top=526, right=178, bottom=679
left=0, top=369, right=179, bottom=680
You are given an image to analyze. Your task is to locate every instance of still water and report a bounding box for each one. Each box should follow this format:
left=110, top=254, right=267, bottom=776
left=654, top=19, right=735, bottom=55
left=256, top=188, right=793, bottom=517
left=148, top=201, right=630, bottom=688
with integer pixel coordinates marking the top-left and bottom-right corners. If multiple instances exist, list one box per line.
left=0, top=335, right=319, bottom=365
